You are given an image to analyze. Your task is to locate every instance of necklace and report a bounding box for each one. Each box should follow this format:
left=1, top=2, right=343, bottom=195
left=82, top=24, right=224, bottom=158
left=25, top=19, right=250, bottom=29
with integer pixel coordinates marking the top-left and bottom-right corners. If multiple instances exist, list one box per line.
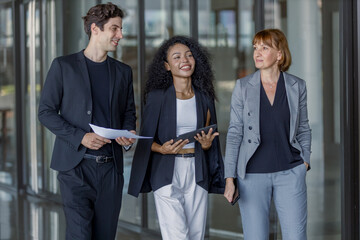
left=175, top=88, right=193, bottom=95
left=175, top=90, right=193, bottom=94
left=264, top=81, right=276, bottom=89
left=176, top=89, right=194, bottom=100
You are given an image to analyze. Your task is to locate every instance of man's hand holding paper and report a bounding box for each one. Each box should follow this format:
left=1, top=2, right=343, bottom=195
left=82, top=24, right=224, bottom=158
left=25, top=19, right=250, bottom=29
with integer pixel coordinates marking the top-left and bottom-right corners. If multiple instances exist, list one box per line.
left=89, top=124, right=152, bottom=140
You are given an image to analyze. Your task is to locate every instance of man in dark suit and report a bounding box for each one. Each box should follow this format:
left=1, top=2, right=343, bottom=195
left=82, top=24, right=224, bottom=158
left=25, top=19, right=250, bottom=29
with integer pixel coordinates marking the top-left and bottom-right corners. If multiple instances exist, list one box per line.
left=38, top=3, right=136, bottom=239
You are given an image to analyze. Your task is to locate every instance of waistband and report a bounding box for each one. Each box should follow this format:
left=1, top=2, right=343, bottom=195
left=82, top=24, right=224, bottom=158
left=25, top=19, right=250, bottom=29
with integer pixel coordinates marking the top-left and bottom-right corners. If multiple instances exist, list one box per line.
left=174, top=153, right=195, bottom=158
left=83, top=154, right=114, bottom=163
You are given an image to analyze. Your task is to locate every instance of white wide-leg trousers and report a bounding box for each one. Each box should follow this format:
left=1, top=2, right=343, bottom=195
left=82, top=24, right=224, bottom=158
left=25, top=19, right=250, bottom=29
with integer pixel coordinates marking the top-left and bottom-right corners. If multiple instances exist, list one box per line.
left=154, top=156, right=208, bottom=240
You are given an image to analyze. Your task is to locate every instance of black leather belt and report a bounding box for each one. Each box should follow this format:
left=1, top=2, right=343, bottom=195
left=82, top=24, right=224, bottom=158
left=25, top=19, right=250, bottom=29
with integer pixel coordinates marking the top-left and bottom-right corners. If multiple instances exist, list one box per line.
left=174, top=153, right=195, bottom=158
left=84, top=154, right=114, bottom=163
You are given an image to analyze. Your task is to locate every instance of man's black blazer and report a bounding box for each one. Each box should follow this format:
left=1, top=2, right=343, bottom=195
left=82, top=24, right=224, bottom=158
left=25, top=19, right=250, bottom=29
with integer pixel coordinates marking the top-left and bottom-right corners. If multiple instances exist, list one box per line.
left=38, top=51, right=136, bottom=173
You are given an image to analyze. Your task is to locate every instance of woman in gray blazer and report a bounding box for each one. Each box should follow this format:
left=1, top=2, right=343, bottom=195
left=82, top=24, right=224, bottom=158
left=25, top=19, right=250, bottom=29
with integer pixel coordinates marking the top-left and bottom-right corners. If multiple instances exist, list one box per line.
left=224, top=29, right=311, bottom=239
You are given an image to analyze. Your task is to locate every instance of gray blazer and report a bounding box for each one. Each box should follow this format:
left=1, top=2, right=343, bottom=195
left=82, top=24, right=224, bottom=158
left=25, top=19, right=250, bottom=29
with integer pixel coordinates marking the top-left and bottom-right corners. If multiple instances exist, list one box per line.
left=224, top=70, right=312, bottom=179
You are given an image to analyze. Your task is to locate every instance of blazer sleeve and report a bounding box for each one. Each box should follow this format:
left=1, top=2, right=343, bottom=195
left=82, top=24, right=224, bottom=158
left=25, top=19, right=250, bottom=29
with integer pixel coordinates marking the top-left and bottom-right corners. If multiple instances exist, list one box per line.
left=224, top=80, right=244, bottom=178
left=38, top=58, right=86, bottom=151
left=206, top=98, right=225, bottom=194
left=121, top=67, right=136, bottom=131
left=296, top=81, right=312, bottom=167
left=128, top=90, right=163, bottom=197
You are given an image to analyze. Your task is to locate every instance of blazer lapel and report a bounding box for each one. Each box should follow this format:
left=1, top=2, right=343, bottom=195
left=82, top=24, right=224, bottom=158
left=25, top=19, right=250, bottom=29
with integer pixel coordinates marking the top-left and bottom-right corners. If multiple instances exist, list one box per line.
left=163, top=85, right=177, bottom=139
left=194, top=88, right=205, bottom=128
left=283, top=72, right=299, bottom=141
left=247, top=71, right=261, bottom=136
left=77, top=51, right=92, bottom=99
left=108, top=57, right=115, bottom=109
left=107, top=58, right=115, bottom=125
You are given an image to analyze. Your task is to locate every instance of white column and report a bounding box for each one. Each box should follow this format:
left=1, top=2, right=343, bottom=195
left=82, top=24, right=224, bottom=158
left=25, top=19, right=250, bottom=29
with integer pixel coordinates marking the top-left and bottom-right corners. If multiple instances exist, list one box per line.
left=286, top=0, right=323, bottom=161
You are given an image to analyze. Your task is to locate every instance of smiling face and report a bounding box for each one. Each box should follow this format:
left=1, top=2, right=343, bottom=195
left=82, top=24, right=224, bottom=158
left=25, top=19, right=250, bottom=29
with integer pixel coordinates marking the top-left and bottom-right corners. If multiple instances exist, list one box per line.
left=164, top=43, right=195, bottom=79
left=92, top=16, right=123, bottom=52
left=253, top=41, right=282, bottom=71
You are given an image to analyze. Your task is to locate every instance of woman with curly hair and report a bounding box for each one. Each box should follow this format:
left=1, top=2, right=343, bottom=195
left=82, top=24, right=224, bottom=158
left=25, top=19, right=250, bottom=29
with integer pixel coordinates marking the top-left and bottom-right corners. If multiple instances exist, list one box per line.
left=128, top=35, right=225, bottom=240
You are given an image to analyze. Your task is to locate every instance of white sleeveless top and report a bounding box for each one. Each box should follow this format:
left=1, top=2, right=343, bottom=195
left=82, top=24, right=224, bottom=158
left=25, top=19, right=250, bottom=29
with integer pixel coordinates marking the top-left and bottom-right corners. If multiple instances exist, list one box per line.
left=176, top=96, right=197, bottom=149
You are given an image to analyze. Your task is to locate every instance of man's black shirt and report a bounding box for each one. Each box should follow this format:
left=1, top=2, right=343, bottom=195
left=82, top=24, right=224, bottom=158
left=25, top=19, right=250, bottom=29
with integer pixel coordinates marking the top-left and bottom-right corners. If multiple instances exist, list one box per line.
left=85, top=55, right=112, bottom=156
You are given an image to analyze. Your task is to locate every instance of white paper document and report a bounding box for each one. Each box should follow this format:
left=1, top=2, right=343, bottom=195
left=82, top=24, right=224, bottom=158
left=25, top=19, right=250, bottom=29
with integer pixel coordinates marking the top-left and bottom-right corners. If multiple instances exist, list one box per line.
left=89, top=124, right=152, bottom=139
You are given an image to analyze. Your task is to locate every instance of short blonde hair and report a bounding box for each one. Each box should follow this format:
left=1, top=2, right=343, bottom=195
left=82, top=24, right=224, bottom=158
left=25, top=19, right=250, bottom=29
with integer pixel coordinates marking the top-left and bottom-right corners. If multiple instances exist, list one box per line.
left=252, top=29, right=292, bottom=72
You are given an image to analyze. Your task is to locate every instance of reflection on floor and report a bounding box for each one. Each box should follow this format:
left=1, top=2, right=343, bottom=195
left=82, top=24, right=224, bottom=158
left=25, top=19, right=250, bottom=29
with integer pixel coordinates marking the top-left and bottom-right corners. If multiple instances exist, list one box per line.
left=0, top=156, right=341, bottom=240
left=0, top=188, right=160, bottom=240
left=208, top=156, right=342, bottom=240
left=306, top=156, right=341, bottom=240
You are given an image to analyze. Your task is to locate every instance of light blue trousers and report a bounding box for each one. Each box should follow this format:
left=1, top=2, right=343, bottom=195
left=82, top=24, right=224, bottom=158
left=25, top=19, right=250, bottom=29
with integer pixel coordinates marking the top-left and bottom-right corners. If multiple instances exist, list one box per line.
left=238, top=163, right=307, bottom=240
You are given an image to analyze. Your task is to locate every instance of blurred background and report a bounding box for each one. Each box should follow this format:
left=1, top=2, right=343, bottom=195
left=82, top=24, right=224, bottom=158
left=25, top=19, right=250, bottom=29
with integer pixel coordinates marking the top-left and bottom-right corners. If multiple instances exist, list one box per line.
left=0, top=0, right=359, bottom=239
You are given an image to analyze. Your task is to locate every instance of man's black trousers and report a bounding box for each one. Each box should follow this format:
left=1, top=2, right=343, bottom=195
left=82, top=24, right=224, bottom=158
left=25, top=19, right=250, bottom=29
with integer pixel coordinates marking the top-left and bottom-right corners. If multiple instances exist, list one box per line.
left=58, top=158, right=124, bottom=240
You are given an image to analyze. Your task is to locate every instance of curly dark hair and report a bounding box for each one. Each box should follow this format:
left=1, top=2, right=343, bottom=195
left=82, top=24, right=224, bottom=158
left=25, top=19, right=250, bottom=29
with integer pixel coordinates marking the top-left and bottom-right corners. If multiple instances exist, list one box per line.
left=145, top=35, right=216, bottom=102
left=82, top=2, right=124, bottom=39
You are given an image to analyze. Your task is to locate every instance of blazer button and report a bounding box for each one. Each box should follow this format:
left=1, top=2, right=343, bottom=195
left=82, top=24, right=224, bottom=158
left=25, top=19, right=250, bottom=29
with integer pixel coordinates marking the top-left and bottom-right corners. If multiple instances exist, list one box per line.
left=248, top=139, right=252, bottom=143
left=87, top=110, right=92, bottom=115
left=249, top=126, right=252, bottom=130
left=293, top=140, right=296, bottom=143
left=248, top=112, right=251, bottom=116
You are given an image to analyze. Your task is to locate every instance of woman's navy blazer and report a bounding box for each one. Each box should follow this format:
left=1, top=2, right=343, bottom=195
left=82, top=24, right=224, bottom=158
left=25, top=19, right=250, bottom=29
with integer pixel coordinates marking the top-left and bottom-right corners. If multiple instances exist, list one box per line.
left=128, top=85, right=225, bottom=197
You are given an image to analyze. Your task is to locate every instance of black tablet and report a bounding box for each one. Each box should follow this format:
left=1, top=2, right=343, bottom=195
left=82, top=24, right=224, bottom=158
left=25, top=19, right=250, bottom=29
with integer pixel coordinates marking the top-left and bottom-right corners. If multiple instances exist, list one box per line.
left=173, top=124, right=217, bottom=143
left=231, top=180, right=240, bottom=206
left=231, top=193, right=240, bottom=206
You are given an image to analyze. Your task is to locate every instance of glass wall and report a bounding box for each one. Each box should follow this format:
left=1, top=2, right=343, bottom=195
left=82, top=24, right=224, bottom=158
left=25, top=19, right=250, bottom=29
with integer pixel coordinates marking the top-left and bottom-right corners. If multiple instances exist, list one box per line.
left=198, top=0, right=256, bottom=237
left=0, top=2, right=16, bottom=186
left=198, top=0, right=341, bottom=239
left=62, top=0, right=96, bottom=55
left=24, top=0, right=43, bottom=194
left=106, top=0, right=143, bottom=226
left=143, top=0, right=191, bottom=231
left=265, top=0, right=341, bottom=238
left=144, top=0, right=190, bottom=69
left=24, top=0, right=63, bottom=195
left=42, top=0, right=63, bottom=195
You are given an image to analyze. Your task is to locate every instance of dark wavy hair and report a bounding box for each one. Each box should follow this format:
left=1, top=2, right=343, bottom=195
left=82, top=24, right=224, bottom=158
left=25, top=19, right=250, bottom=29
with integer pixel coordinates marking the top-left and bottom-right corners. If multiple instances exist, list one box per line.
left=144, top=36, right=216, bottom=102
left=82, top=2, right=124, bottom=39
